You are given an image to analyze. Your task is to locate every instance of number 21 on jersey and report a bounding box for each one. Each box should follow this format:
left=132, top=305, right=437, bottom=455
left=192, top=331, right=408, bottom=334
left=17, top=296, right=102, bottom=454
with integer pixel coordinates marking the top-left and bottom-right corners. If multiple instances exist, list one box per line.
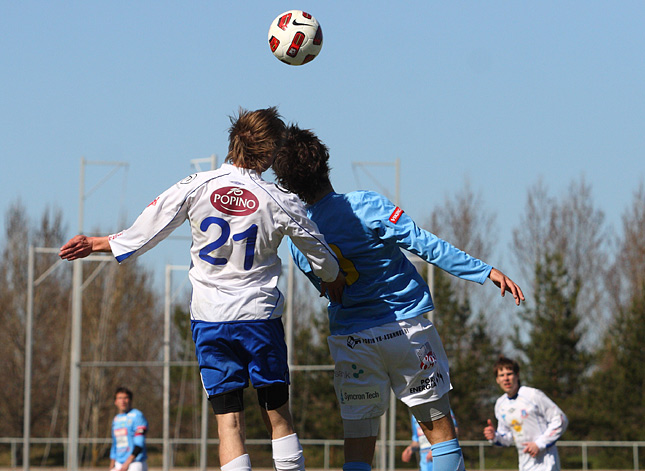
left=199, top=216, right=257, bottom=270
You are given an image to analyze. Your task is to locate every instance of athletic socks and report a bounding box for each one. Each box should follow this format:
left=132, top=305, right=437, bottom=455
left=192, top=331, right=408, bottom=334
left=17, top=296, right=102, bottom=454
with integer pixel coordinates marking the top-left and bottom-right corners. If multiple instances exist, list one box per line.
left=221, top=453, right=251, bottom=471
left=342, top=461, right=372, bottom=471
left=430, top=438, right=466, bottom=471
left=272, top=433, right=306, bottom=471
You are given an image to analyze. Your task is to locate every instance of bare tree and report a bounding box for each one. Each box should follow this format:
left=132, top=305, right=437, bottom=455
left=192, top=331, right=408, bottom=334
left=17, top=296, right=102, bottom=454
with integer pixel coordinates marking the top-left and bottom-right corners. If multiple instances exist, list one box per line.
left=588, top=183, right=645, bottom=441
left=512, top=177, right=610, bottom=342
left=428, top=179, right=497, bottom=307
left=0, top=202, right=70, bottom=439
left=608, top=183, right=645, bottom=308
left=426, top=180, right=504, bottom=438
left=0, top=201, right=164, bottom=466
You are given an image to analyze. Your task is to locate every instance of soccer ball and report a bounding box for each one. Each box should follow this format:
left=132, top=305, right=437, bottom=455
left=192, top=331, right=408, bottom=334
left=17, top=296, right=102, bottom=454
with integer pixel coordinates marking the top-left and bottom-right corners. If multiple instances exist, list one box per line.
left=268, top=10, right=323, bottom=66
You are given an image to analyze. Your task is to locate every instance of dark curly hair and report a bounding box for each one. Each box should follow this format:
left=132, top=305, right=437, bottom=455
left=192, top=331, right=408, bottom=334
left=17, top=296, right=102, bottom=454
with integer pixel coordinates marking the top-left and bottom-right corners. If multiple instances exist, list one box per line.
left=272, top=125, right=331, bottom=204
left=226, top=107, right=285, bottom=173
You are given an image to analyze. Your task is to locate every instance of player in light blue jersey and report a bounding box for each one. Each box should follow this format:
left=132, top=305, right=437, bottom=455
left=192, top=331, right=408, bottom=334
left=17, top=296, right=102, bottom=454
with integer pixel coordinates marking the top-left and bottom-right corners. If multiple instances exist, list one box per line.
left=110, top=387, right=148, bottom=471
left=273, top=126, right=524, bottom=471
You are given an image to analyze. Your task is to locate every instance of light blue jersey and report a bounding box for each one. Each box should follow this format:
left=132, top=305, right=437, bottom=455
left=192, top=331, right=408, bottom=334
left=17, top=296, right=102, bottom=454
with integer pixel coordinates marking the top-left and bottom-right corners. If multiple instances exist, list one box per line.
left=289, top=191, right=492, bottom=335
left=110, top=408, right=148, bottom=464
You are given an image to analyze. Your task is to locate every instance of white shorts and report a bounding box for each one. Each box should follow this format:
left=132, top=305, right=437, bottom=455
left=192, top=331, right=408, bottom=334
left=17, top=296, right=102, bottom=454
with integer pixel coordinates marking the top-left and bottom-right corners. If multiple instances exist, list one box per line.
left=328, top=315, right=452, bottom=420
left=112, top=461, right=148, bottom=471
left=518, top=446, right=561, bottom=471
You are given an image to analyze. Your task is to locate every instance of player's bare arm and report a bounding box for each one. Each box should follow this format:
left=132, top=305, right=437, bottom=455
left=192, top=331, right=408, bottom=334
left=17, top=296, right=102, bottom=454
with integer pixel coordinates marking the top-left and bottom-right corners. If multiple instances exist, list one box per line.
left=320, top=271, right=346, bottom=304
left=59, top=235, right=111, bottom=261
left=488, top=268, right=525, bottom=306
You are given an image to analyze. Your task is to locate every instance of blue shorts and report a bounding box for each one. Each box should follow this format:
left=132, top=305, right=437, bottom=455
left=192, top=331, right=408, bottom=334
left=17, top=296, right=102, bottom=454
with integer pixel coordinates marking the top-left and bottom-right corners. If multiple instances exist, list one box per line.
left=191, top=318, right=289, bottom=396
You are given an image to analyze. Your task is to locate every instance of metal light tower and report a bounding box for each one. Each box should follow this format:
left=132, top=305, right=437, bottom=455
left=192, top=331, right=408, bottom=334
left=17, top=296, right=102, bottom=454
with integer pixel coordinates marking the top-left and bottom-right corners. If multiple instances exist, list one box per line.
left=68, top=157, right=128, bottom=471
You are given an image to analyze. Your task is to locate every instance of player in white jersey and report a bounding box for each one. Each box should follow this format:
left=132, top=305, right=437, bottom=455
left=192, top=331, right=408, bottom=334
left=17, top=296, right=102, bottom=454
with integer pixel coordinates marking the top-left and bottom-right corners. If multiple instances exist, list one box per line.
left=59, top=108, right=345, bottom=471
left=272, top=125, right=524, bottom=471
left=483, top=357, right=568, bottom=471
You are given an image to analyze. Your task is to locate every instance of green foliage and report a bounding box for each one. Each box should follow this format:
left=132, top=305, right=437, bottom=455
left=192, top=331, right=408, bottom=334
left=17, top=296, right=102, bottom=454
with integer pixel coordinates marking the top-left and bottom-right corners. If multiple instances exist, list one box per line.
left=432, top=268, right=502, bottom=439
left=512, top=251, right=589, bottom=401
left=586, top=287, right=645, bottom=441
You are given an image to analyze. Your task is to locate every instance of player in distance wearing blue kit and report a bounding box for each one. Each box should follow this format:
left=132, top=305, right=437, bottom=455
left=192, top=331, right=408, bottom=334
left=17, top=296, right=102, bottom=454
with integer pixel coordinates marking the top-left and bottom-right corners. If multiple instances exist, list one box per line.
left=272, top=125, right=525, bottom=471
left=110, top=387, right=148, bottom=471
left=59, top=108, right=345, bottom=471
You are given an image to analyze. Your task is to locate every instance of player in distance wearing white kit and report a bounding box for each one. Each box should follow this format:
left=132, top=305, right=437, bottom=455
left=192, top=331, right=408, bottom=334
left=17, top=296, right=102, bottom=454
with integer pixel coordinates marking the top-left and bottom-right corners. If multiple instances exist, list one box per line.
left=59, top=107, right=345, bottom=471
left=483, top=356, right=568, bottom=471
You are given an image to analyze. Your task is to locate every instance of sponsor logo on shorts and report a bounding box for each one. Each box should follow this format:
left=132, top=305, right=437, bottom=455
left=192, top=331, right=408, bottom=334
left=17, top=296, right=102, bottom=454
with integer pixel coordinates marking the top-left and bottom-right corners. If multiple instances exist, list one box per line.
left=346, top=329, right=407, bottom=349
left=340, top=386, right=381, bottom=405
left=416, top=342, right=437, bottom=370
left=334, top=369, right=351, bottom=379
left=408, top=372, right=445, bottom=394
left=389, top=206, right=403, bottom=223
left=147, top=197, right=160, bottom=207
left=347, top=336, right=361, bottom=349
left=210, top=186, right=259, bottom=216
left=333, top=364, right=365, bottom=379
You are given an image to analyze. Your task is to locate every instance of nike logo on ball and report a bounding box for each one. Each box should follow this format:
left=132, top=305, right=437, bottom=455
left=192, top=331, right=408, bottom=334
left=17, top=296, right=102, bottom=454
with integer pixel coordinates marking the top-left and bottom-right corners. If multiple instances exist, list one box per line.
left=292, top=20, right=313, bottom=27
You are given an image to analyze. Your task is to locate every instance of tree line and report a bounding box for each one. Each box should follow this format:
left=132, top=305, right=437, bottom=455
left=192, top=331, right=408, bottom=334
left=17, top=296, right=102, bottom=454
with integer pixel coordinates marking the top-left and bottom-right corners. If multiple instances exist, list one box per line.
left=1, top=176, right=644, bottom=468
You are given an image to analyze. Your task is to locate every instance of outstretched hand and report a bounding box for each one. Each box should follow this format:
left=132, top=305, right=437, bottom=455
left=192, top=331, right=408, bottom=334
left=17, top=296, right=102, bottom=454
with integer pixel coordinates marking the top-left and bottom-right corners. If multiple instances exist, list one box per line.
left=320, top=271, right=346, bottom=304
left=59, top=235, right=110, bottom=261
left=488, top=268, right=525, bottom=306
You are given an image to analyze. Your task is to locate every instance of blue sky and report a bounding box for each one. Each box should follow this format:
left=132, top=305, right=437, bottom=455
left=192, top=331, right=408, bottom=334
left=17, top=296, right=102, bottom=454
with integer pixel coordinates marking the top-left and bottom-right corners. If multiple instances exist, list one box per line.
left=1, top=1, right=644, bottom=295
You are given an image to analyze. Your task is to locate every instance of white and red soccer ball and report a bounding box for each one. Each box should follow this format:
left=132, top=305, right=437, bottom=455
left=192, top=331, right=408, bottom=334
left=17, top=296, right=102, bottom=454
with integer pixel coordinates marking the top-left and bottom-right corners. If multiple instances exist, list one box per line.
left=268, top=10, right=323, bottom=66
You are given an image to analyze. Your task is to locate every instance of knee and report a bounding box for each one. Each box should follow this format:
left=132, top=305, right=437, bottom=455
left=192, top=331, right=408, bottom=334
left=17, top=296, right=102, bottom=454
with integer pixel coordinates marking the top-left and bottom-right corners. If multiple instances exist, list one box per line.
left=257, top=382, right=289, bottom=410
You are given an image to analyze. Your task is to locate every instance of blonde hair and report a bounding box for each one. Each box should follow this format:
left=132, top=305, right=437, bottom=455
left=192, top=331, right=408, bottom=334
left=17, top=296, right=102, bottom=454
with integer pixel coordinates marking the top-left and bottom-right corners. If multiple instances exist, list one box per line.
left=226, top=107, right=285, bottom=172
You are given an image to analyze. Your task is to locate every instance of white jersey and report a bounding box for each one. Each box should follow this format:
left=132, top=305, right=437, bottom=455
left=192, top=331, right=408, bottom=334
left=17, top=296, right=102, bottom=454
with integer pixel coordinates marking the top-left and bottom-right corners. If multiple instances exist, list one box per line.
left=108, top=163, right=339, bottom=323
left=491, top=386, right=568, bottom=471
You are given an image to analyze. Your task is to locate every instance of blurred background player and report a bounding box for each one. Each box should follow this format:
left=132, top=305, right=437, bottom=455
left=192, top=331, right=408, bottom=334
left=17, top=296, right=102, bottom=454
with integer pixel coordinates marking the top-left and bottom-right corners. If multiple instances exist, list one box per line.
left=483, top=356, right=568, bottom=471
left=110, top=387, right=147, bottom=471
left=60, top=108, right=345, bottom=471
left=402, top=411, right=458, bottom=471
left=272, top=125, right=524, bottom=471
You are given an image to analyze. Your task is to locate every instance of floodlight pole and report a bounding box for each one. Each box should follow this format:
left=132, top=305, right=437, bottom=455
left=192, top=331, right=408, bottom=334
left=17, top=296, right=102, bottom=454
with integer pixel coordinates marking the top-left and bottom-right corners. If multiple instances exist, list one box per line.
left=23, top=247, right=34, bottom=471
left=67, top=157, right=85, bottom=471
left=68, top=157, right=128, bottom=471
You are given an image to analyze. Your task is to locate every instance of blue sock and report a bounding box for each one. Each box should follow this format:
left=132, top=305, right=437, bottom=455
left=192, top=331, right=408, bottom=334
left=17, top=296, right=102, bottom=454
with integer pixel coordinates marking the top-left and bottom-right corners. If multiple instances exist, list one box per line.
left=430, top=438, right=465, bottom=471
left=342, top=462, right=371, bottom=471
